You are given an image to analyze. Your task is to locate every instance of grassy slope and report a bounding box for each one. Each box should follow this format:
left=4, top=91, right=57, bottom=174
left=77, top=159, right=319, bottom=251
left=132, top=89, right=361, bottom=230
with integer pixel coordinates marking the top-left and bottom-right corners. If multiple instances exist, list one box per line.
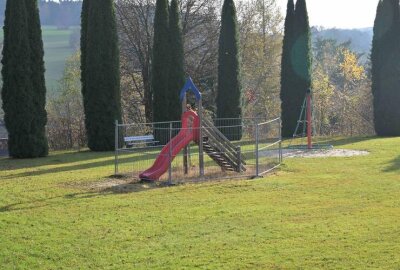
left=41, top=26, right=76, bottom=91
left=0, top=137, right=399, bottom=269
left=1, top=26, right=75, bottom=91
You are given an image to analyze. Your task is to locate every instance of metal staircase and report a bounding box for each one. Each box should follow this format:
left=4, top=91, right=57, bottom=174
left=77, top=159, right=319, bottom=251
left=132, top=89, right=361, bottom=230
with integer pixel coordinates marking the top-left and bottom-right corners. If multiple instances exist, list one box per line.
left=202, top=118, right=246, bottom=172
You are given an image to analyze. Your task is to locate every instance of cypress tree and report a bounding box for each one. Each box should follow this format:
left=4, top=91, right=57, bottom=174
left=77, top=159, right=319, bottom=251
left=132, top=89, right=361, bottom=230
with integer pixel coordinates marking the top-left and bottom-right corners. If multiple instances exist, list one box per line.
left=217, top=0, right=242, bottom=140
left=80, top=0, right=89, bottom=111
left=152, top=0, right=170, bottom=144
left=280, top=0, right=296, bottom=138
left=152, top=0, right=170, bottom=123
left=26, top=0, right=49, bottom=157
left=289, top=0, right=312, bottom=138
left=83, top=0, right=121, bottom=151
left=1, top=0, right=48, bottom=158
left=371, top=0, right=400, bottom=136
left=167, top=0, right=185, bottom=122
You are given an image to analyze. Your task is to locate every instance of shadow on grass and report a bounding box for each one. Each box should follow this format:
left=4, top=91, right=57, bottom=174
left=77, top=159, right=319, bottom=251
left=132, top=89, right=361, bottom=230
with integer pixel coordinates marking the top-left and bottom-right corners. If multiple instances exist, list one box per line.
left=0, top=180, right=168, bottom=213
left=0, top=149, right=8, bottom=157
left=0, top=150, right=110, bottom=170
left=384, top=155, right=400, bottom=172
left=0, top=151, right=157, bottom=180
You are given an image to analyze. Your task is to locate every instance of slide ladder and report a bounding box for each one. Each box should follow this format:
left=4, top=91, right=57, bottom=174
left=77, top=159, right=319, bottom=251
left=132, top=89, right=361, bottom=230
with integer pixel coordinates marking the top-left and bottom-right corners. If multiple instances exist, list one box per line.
left=202, top=117, right=246, bottom=172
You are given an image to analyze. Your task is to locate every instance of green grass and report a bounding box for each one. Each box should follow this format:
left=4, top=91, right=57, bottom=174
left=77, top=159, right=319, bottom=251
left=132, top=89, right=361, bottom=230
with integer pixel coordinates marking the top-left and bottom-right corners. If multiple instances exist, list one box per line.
left=1, top=25, right=77, bottom=91
left=0, top=137, right=399, bottom=269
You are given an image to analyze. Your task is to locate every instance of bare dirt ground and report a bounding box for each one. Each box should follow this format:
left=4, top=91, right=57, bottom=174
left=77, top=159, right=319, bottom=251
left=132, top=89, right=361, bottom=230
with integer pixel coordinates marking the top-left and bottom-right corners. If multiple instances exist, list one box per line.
left=80, top=148, right=369, bottom=192
left=86, top=177, right=164, bottom=193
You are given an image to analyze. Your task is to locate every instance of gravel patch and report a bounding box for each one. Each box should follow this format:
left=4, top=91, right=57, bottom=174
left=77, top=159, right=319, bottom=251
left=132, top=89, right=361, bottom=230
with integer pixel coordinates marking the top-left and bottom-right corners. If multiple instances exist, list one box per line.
left=261, top=148, right=369, bottom=158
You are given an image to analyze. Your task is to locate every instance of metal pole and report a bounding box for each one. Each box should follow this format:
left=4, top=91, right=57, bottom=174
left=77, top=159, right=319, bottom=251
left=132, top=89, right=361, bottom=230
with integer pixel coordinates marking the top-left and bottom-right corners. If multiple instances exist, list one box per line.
left=236, top=146, right=242, bottom=173
left=307, top=92, right=313, bottom=150
left=182, top=95, right=188, bottom=174
left=198, top=99, right=204, bottom=177
left=115, top=120, right=119, bottom=176
left=168, top=122, right=173, bottom=185
left=255, top=122, right=259, bottom=177
left=279, top=118, right=283, bottom=163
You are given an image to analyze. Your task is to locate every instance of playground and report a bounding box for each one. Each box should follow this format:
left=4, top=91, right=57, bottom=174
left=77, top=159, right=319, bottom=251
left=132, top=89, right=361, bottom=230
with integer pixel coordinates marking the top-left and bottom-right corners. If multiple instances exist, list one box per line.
left=1, top=0, right=399, bottom=268
left=0, top=136, right=399, bottom=269
left=115, top=78, right=282, bottom=184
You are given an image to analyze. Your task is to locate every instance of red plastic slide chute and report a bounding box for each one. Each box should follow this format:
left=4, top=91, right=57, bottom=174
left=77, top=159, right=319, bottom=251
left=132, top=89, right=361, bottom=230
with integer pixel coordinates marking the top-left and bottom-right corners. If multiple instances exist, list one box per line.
left=139, top=111, right=200, bottom=181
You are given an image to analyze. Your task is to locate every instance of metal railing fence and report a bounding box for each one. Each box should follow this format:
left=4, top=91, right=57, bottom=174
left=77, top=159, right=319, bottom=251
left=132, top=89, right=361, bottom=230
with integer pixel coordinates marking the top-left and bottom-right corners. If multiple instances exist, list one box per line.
left=115, top=117, right=282, bottom=183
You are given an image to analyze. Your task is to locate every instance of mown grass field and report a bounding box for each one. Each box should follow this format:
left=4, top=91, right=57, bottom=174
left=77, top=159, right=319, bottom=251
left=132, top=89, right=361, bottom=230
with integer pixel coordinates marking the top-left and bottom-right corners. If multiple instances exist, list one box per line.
left=41, top=26, right=77, bottom=91
left=0, top=137, right=399, bottom=269
left=1, top=25, right=77, bottom=91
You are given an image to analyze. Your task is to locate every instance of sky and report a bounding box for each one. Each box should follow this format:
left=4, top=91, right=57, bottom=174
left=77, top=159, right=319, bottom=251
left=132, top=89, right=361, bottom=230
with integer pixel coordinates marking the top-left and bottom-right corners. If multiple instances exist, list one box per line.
left=275, top=0, right=380, bottom=29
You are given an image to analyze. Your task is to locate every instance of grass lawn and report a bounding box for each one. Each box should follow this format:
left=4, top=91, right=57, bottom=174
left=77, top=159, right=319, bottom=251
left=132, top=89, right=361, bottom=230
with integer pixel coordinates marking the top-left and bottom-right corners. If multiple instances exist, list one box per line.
left=0, top=137, right=399, bottom=269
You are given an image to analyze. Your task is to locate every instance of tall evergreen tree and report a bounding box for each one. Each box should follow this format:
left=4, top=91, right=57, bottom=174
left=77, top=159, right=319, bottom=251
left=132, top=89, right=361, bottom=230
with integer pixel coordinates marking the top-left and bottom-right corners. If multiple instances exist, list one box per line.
left=80, top=0, right=89, bottom=111
left=26, top=0, right=49, bottom=157
left=286, top=0, right=312, bottom=138
left=280, top=0, right=296, bottom=137
left=217, top=0, right=242, bottom=140
left=152, top=0, right=170, bottom=144
left=83, top=0, right=121, bottom=151
left=371, top=0, right=400, bottom=136
left=1, top=0, right=48, bottom=158
left=152, top=0, right=170, bottom=124
left=167, top=0, right=185, bottom=121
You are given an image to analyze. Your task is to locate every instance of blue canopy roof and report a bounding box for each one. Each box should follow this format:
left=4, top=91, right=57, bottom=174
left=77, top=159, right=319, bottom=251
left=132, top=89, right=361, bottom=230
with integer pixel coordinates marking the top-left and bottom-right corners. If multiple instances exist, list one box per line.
left=179, top=77, right=202, bottom=102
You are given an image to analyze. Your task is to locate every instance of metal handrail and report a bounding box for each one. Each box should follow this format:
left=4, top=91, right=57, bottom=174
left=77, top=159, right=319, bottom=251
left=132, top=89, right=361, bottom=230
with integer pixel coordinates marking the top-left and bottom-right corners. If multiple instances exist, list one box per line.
left=257, top=118, right=280, bottom=126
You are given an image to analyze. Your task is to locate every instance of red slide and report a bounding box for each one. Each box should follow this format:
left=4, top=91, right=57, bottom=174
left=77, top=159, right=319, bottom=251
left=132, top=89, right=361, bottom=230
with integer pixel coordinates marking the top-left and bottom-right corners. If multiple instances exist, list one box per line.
left=139, top=111, right=200, bottom=181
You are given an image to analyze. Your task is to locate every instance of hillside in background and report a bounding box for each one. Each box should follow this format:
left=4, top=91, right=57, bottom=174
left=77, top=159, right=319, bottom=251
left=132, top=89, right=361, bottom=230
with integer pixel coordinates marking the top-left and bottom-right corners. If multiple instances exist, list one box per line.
left=0, top=0, right=82, bottom=28
left=0, top=0, right=82, bottom=91
left=0, top=26, right=79, bottom=91
left=312, top=27, right=373, bottom=57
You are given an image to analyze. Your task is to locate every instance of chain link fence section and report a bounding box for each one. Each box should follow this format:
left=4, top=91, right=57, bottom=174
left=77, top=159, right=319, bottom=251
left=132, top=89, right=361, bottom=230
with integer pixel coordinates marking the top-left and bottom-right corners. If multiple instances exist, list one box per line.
left=114, top=117, right=282, bottom=183
left=0, top=122, right=8, bottom=156
left=256, top=118, right=282, bottom=176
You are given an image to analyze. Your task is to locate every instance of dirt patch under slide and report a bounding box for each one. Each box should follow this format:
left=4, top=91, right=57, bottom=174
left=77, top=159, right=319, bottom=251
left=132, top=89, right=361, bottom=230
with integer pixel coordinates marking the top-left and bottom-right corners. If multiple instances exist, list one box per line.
left=89, top=178, right=167, bottom=193
left=261, top=148, right=369, bottom=158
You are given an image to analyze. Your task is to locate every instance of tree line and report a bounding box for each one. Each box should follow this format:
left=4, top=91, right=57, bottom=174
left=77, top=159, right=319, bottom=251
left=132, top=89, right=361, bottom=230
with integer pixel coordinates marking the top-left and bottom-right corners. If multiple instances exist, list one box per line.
left=1, top=0, right=242, bottom=156
left=3, top=0, right=399, bottom=157
left=48, top=0, right=284, bottom=149
left=280, top=0, right=400, bottom=138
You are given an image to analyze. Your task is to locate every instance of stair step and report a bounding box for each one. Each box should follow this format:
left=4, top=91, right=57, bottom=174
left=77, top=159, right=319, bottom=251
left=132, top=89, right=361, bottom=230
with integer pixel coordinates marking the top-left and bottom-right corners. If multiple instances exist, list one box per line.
left=221, top=164, right=233, bottom=168
left=216, top=161, right=228, bottom=164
